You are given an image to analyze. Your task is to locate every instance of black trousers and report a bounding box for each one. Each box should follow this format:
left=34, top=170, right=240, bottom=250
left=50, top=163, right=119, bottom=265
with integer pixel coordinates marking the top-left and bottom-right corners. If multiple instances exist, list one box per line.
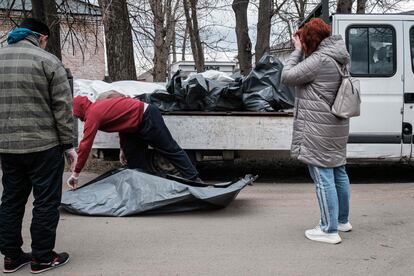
left=0, top=146, right=64, bottom=262
left=122, top=105, right=199, bottom=180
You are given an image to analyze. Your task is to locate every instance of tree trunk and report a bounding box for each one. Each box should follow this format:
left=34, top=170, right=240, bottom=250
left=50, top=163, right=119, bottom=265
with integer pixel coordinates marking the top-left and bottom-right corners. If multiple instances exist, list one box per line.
left=183, top=0, right=198, bottom=67
left=183, top=0, right=204, bottom=72
left=31, top=0, right=62, bottom=60
left=232, top=0, right=252, bottom=76
left=98, top=0, right=137, bottom=81
left=255, top=0, right=272, bottom=63
left=292, top=0, right=306, bottom=25
left=172, top=31, right=177, bottom=63
left=336, top=0, right=354, bottom=14
left=150, top=0, right=166, bottom=82
left=356, top=0, right=366, bottom=13
left=149, top=0, right=177, bottom=82
left=153, top=24, right=169, bottom=82
left=181, top=24, right=189, bottom=61
left=191, top=0, right=204, bottom=72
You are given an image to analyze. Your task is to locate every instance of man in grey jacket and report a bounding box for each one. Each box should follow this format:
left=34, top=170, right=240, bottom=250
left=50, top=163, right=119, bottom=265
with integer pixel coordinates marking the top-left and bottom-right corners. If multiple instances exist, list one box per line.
left=0, top=18, right=76, bottom=273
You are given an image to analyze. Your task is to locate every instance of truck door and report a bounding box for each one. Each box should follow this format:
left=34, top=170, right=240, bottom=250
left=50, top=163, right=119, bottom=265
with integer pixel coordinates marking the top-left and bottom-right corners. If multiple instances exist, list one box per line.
left=402, top=21, right=414, bottom=160
left=336, top=18, right=404, bottom=160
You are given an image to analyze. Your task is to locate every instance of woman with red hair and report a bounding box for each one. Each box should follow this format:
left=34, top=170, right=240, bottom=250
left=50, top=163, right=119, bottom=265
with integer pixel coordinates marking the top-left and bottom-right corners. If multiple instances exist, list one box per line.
left=281, top=18, right=352, bottom=244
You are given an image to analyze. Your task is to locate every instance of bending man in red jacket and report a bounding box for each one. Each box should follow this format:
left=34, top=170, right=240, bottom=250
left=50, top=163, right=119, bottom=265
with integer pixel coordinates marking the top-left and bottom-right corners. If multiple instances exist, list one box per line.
left=67, top=95, right=199, bottom=188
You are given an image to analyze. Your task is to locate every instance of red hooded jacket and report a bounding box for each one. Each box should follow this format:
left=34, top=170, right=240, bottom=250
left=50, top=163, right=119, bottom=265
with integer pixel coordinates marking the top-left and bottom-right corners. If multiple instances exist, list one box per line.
left=73, top=96, right=145, bottom=173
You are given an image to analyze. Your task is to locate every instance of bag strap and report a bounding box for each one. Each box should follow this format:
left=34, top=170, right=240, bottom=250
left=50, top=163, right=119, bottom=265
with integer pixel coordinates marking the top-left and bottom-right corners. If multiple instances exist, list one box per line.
left=326, top=56, right=359, bottom=96
left=326, top=56, right=349, bottom=78
left=307, top=56, right=341, bottom=106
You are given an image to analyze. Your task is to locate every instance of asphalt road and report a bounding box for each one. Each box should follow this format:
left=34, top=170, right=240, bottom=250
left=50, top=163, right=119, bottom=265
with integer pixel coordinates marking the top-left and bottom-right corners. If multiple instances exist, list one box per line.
left=0, top=167, right=414, bottom=276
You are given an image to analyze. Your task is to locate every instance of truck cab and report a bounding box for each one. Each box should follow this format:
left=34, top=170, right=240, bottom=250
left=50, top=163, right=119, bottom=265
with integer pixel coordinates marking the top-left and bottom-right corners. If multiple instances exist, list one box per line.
left=332, top=14, right=414, bottom=160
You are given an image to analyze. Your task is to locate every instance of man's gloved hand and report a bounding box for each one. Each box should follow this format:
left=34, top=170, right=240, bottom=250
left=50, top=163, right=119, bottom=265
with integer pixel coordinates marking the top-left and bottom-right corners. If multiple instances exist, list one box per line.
left=119, top=149, right=128, bottom=166
left=67, top=172, right=79, bottom=189
left=64, top=148, right=78, bottom=172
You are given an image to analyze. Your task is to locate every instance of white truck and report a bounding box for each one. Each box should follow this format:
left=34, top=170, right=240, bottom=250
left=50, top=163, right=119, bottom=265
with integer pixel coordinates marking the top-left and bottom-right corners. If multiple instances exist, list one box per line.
left=80, top=13, right=414, bottom=173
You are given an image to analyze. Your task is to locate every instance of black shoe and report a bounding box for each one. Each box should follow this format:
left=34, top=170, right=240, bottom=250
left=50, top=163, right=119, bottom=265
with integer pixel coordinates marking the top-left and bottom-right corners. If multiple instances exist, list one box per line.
left=30, top=252, right=69, bottom=274
left=3, top=252, right=31, bottom=273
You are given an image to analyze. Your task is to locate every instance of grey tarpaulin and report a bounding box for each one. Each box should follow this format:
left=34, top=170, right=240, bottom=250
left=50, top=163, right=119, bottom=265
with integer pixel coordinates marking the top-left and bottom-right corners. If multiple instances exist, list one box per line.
left=61, top=169, right=256, bottom=216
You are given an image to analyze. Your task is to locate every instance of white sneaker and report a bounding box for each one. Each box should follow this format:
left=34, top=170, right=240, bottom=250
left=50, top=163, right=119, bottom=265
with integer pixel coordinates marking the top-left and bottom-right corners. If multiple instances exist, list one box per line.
left=338, top=222, right=352, bottom=232
left=305, top=226, right=342, bottom=244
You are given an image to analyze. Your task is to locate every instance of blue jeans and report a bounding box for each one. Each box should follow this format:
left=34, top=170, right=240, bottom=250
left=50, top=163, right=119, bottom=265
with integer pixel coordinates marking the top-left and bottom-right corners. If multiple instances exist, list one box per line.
left=308, top=165, right=350, bottom=233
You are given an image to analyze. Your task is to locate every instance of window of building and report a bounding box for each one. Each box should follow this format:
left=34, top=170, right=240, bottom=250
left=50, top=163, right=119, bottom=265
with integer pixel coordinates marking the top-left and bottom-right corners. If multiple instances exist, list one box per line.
left=346, top=26, right=395, bottom=77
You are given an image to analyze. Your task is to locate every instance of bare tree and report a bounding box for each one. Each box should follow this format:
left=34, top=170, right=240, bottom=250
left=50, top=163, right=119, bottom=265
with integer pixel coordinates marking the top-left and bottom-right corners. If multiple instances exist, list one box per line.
left=129, top=0, right=236, bottom=77
left=367, top=0, right=406, bottom=13
left=149, top=0, right=179, bottom=81
left=58, top=1, right=103, bottom=63
left=255, top=0, right=288, bottom=62
left=31, top=0, right=62, bottom=60
left=255, top=0, right=272, bottom=62
left=182, top=0, right=236, bottom=64
left=172, top=30, right=178, bottom=63
left=129, top=0, right=182, bottom=78
left=293, top=0, right=308, bottom=22
left=270, top=0, right=315, bottom=50
left=356, top=0, right=367, bottom=13
left=0, top=0, right=102, bottom=62
left=98, top=0, right=137, bottom=81
left=232, top=0, right=252, bottom=75
left=181, top=24, right=189, bottom=61
left=183, top=0, right=205, bottom=72
left=336, top=0, right=354, bottom=13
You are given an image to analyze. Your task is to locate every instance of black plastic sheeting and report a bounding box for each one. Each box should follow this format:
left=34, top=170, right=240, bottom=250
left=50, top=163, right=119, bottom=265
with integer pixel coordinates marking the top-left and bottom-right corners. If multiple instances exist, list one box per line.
left=136, top=55, right=294, bottom=112
left=61, top=169, right=256, bottom=216
left=242, top=55, right=295, bottom=112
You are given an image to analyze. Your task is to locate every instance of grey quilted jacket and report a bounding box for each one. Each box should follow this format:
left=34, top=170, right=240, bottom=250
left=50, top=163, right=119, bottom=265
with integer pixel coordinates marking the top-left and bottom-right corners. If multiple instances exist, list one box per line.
left=281, top=35, right=350, bottom=168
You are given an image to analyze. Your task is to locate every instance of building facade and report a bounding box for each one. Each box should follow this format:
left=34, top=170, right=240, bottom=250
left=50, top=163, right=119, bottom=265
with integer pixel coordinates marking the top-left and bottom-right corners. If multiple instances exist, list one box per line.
left=0, top=0, right=105, bottom=80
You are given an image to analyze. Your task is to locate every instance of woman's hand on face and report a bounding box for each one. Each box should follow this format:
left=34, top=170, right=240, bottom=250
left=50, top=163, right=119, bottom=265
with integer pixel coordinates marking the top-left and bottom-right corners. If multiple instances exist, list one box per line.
left=292, top=35, right=302, bottom=51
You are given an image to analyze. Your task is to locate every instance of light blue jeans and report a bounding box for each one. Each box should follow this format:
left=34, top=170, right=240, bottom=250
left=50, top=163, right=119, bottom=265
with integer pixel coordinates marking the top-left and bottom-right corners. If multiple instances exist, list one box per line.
left=308, top=165, right=350, bottom=233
